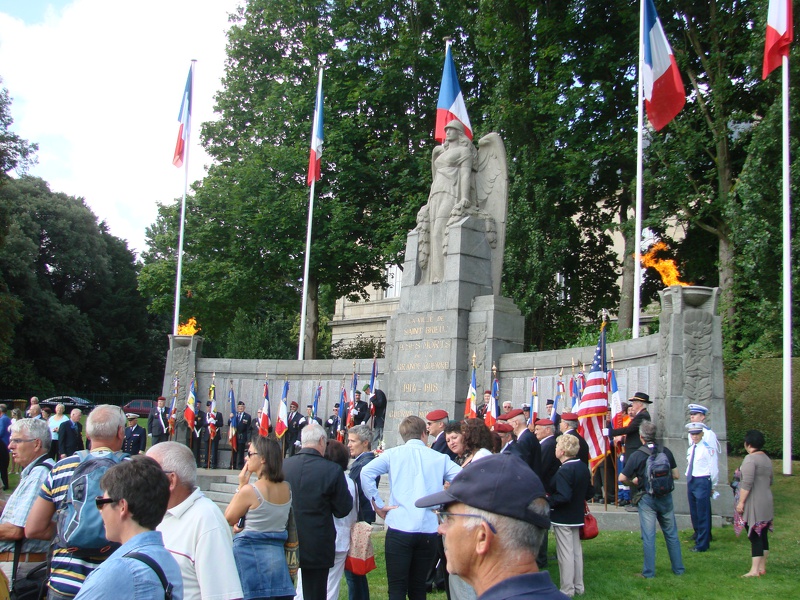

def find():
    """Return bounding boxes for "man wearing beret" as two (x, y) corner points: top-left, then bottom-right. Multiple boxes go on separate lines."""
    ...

(559, 413), (589, 467)
(426, 409), (457, 461)
(605, 392), (652, 455)
(535, 419), (559, 493)
(416, 453), (568, 600)
(286, 400), (306, 457)
(502, 408), (542, 476)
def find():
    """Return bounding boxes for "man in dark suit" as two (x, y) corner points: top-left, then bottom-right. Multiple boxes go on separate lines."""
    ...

(504, 408), (543, 477)
(497, 421), (520, 456)
(561, 412), (590, 466)
(535, 418), (560, 492)
(363, 384), (387, 445)
(188, 406), (206, 467)
(283, 423), (353, 599)
(350, 391), (370, 426)
(147, 396), (170, 445)
(546, 398), (561, 433)
(426, 409), (457, 460)
(204, 401), (224, 469)
(285, 401), (306, 457)
(605, 392), (652, 455)
(122, 413), (147, 455)
(304, 404), (323, 426)
(230, 401), (251, 468)
(324, 404), (340, 439)
(57, 408), (84, 458)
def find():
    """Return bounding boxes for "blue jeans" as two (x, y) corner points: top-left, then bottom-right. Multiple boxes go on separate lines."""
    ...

(637, 494), (685, 578)
(687, 476), (712, 551)
(344, 569), (370, 600)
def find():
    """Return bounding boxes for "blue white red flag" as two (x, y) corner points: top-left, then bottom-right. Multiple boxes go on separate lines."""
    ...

(435, 43), (472, 142)
(228, 385), (238, 452)
(553, 378), (565, 418)
(348, 371), (358, 427)
(208, 376), (217, 440)
(173, 66), (192, 167)
(307, 68), (324, 185)
(259, 379), (271, 436)
(368, 358), (378, 417)
(183, 377), (196, 428)
(608, 369), (623, 419)
(529, 377), (538, 425)
(337, 385), (348, 442)
(275, 381), (289, 438)
(763, 0), (793, 79)
(642, 0), (685, 131)
(168, 373), (178, 436)
(578, 325), (610, 471)
(465, 367), (477, 418)
(312, 383), (321, 419)
(485, 378), (499, 428)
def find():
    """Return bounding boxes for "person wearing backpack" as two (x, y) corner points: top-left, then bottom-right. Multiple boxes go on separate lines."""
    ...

(25, 405), (129, 600)
(618, 420), (684, 579)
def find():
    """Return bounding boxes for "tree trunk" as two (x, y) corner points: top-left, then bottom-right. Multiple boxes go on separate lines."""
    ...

(718, 231), (734, 320)
(303, 275), (319, 359)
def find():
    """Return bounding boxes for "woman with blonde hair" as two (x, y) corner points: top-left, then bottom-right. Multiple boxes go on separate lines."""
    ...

(47, 403), (69, 460)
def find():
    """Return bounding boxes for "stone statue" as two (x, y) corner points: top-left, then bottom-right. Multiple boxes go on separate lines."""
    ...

(415, 120), (507, 294)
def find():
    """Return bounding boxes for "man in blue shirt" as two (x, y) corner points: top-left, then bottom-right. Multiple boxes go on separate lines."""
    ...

(74, 456), (183, 599)
(361, 415), (461, 600)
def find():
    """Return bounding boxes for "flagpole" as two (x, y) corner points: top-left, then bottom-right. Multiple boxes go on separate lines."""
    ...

(632, 1), (645, 340)
(781, 53), (792, 475)
(173, 60), (196, 335)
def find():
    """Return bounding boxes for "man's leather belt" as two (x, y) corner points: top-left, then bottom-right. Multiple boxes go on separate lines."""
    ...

(0, 551), (47, 562)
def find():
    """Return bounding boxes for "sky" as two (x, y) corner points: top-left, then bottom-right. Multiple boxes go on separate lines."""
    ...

(0, 0), (241, 256)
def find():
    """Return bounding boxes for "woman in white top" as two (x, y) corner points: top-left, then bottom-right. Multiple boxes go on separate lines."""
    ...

(47, 403), (69, 460)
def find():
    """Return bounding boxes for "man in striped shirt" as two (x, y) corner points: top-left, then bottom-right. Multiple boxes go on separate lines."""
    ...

(25, 405), (127, 600)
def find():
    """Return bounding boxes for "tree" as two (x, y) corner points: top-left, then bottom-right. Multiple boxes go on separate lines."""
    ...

(0, 81), (37, 178)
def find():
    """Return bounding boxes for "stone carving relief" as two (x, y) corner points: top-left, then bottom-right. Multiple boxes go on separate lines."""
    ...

(683, 310), (713, 403)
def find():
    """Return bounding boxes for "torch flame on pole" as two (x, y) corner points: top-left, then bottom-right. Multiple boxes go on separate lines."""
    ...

(641, 242), (690, 287)
(177, 317), (200, 336)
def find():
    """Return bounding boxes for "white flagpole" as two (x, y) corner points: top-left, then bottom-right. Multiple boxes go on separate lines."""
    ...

(299, 67), (323, 360)
(781, 52), (792, 475)
(173, 60), (196, 335)
(633, 0), (645, 339)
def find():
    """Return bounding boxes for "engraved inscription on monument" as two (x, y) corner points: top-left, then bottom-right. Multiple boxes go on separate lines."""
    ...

(393, 311), (456, 403)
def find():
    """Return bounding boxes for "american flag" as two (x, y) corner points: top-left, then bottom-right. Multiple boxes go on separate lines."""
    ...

(578, 325), (610, 471)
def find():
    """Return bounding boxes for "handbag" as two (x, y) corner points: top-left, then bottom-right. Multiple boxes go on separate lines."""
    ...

(7, 538), (49, 600)
(284, 507), (300, 582)
(345, 522), (376, 576)
(579, 502), (599, 540)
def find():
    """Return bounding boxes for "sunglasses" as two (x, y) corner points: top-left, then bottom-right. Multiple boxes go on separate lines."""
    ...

(95, 496), (118, 510)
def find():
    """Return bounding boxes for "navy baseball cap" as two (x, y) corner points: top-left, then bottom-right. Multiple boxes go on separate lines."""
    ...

(415, 454), (550, 528)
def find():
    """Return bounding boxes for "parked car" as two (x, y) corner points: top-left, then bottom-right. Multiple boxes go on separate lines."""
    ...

(122, 399), (156, 418)
(41, 396), (96, 414)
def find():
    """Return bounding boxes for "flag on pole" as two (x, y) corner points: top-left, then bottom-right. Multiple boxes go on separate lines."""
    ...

(228, 385), (238, 453)
(435, 43), (473, 142)
(763, 0), (793, 79)
(642, 0), (685, 131)
(275, 381), (289, 438)
(553, 378), (565, 420)
(307, 68), (324, 185)
(569, 376), (580, 412)
(168, 373), (178, 436)
(578, 325), (610, 471)
(337, 385), (348, 442)
(173, 66), (192, 167)
(368, 358), (378, 417)
(485, 378), (499, 428)
(207, 376), (217, 440)
(183, 377), (197, 428)
(348, 371), (358, 428)
(529, 377), (538, 425)
(312, 382), (321, 419)
(259, 379), (271, 436)
(465, 366), (478, 419)
(608, 369), (623, 419)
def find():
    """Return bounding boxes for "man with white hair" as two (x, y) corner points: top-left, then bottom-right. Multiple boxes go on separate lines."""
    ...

(502, 409), (542, 476)
(146, 441), (243, 600)
(284, 423), (353, 599)
(0, 418), (55, 579)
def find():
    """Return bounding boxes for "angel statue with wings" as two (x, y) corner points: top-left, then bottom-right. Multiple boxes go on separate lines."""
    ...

(415, 120), (508, 293)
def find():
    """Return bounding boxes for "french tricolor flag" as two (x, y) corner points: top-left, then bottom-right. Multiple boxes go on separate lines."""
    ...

(172, 67), (192, 167)
(435, 43), (472, 143)
(642, 0), (685, 131)
(307, 69), (324, 186)
(763, 0), (793, 79)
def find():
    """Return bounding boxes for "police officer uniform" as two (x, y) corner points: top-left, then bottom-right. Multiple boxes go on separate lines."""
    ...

(122, 413), (147, 455)
(685, 422), (718, 552)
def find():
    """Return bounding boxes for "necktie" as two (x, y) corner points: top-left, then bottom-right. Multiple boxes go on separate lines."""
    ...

(686, 445), (696, 483)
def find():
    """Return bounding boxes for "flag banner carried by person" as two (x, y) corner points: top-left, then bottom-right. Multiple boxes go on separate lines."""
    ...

(485, 378), (499, 428)
(569, 376), (580, 412)
(275, 381), (289, 438)
(307, 68), (324, 185)
(529, 377), (538, 424)
(763, 0), (793, 78)
(184, 377), (197, 428)
(337, 385), (348, 442)
(435, 43), (473, 142)
(172, 66), (192, 167)
(553, 378), (565, 419)
(228, 386), (238, 452)
(169, 373), (178, 436)
(642, 0), (685, 130)
(312, 383), (321, 419)
(465, 366), (477, 419)
(608, 369), (623, 419)
(578, 325), (610, 471)
(368, 357), (378, 417)
(348, 371), (358, 428)
(208, 376), (217, 439)
(259, 380), (271, 436)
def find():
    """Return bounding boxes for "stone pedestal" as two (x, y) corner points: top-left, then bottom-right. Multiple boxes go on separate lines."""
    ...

(656, 286), (732, 517)
(384, 216), (524, 447)
(162, 335), (204, 441)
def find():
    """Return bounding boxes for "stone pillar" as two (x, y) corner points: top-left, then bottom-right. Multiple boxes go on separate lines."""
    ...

(162, 335), (204, 443)
(656, 286), (732, 516)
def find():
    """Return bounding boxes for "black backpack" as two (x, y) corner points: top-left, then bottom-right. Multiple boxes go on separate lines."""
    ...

(639, 445), (674, 497)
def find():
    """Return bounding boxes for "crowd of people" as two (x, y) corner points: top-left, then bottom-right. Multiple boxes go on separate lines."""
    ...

(0, 391), (775, 600)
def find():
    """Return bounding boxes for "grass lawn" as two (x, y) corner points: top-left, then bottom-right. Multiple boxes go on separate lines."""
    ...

(356, 457), (798, 600)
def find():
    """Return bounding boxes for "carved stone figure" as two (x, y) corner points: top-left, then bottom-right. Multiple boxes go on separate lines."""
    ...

(415, 120), (508, 293)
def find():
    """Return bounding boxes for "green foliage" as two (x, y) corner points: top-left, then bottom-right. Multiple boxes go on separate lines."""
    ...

(0, 81), (37, 177)
(224, 309), (297, 360)
(725, 358), (800, 457)
(566, 322), (629, 350)
(330, 335), (385, 360)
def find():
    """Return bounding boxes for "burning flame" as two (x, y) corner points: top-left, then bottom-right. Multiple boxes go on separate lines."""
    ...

(641, 242), (690, 287)
(177, 317), (200, 336)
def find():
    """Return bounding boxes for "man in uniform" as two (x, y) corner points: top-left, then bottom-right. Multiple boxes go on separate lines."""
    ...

(686, 404), (721, 452)
(363, 384), (387, 446)
(685, 421), (718, 552)
(476, 391), (491, 421)
(230, 401), (251, 468)
(204, 401), (224, 469)
(325, 403), (340, 439)
(545, 399), (561, 432)
(502, 400), (513, 414)
(286, 401), (305, 456)
(188, 405), (206, 467)
(122, 413), (147, 455)
(605, 392), (652, 455)
(560, 412), (590, 466)
(504, 408), (542, 476)
(147, 396), (170, 445)
(351, 391), (370, 426)
(497, 421), (517, 455)
(535, 419), (559, 493)
(305, 404), (323, 427)
(426, 409), (456, 460)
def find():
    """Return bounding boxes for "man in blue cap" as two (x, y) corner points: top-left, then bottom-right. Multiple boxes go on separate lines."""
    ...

(415, 454), (567, 600)
(686, 403), (721, 452)
(685, 421), (718, 552)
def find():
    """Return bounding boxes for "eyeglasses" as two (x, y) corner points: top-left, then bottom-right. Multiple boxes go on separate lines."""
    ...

(9, 438), (34, 444)
(246, 451), (257, 457)
(95, 496), (118, 510)
(434, 510), (497, 534)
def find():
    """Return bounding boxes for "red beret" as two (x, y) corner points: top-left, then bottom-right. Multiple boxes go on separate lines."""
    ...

(157, 396), (166, 401)
(494, 422), (513, 433)
(561, 412), (579, 421)
(535, 418), (554, 426)
(290, 401), (299, 408)
(426, 409), (448, 422)
(499, 408), (524, 421)
(484, 390), (492, 395)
